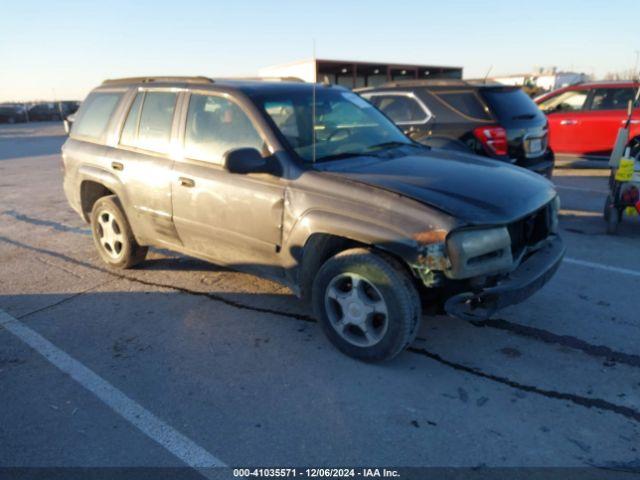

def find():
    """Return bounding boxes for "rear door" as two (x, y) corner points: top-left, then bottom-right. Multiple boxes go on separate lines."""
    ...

(538, 88), (590, 154)
(577, 87), (637, 155)
(113, 89), (182, 246)
(171, 91), (286, 279)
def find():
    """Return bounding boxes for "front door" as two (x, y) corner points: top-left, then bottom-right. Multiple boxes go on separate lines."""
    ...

(171, 92), (285, 278)
(539, 88), (590, 154)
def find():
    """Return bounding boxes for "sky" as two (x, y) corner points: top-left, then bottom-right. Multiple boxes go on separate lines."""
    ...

(1, 0), (638, 102)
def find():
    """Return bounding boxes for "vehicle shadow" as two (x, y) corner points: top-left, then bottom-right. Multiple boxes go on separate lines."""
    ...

(0, 135), (66, 161)
(559, 210), (640, 238)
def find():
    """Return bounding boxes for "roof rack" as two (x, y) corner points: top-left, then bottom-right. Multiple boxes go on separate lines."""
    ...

(217, 76), (305, 83)
(101, 76), (214, 86)
(379, 79), (470, 88)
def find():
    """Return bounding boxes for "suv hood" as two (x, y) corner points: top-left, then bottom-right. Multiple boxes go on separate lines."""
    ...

(317, 148), (556, 224)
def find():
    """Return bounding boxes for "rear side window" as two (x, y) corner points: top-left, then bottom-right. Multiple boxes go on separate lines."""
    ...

(72, 92), (123, 140)
(432, 91), (492, 121)
(367, 94), (431, 124)
(137, 92), (178, 153)
(119, 91), (177, 152)
(589, 88), (635, 111)
(184, 94), (264, 165)
(120, 92), (143, 147)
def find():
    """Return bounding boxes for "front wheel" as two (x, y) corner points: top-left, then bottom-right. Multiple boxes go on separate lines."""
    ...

(90, 195), (148, 268)
(312, 248), (421, 362)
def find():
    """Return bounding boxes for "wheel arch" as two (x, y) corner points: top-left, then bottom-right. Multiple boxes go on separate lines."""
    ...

(78, 165), (128, 222)
(283, 210), (422, 301)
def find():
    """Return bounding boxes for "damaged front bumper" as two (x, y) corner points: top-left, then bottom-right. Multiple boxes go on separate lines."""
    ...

(444, 235), (565, 321)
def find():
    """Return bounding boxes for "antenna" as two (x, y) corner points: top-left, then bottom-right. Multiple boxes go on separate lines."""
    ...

(312, 39), (317, 163)
(483, 65), (493, 84)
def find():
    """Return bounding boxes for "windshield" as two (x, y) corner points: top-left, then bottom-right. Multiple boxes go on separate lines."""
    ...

(255, 88), (412, 162)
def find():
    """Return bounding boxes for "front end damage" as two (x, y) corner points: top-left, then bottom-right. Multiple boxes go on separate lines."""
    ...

(411, 197), (564, 320)
(443, 235), (564, 320)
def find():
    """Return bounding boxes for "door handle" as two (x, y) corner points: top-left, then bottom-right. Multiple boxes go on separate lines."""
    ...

(178, 176), (195, 188)
(111, 161), (124, 171)
(560, 120), (578, 126)
(623, 119), (640, 124)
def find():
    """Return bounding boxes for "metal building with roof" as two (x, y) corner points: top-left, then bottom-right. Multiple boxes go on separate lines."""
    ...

(258, 58), (462, 89)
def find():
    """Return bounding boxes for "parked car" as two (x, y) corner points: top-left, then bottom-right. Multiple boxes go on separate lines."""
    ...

(62, 76), (564, 361)
(28, 102), (63, 121)
(535, 81), (640, 157)
(59, 100), (80, 117)
(357, 79), (555, 177)
(0, 104), (28, 124)
(27, 101), (80, 122)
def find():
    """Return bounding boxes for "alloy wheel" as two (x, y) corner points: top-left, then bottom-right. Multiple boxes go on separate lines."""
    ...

(96, 210), (125, 259)
(324, 273), (389, 347)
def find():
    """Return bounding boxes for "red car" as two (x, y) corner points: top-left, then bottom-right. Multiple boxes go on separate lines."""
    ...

(535, 81), (640, 157)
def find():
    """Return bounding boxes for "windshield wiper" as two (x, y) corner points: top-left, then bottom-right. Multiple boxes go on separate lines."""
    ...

(315, 151), (366, 162)
(365, 141), (412, 152)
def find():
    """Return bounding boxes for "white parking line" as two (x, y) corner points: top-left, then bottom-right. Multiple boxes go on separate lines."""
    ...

(555, 185), (608, 194)
(565, 257), (640, 278)
(0, 309), (225, 473)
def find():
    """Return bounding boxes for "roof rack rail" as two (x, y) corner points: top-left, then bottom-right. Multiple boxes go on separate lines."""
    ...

(101, 76), (214, 86)
(221, 76), (305, 83)
(378, 79), (470, 88)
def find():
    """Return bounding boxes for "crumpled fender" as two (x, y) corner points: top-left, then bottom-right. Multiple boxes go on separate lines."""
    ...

(281, 208), (421, 278)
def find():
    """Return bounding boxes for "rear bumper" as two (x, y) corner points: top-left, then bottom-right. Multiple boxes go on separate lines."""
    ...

(516, 149), (555, 177)
(444, 235), (565, 321)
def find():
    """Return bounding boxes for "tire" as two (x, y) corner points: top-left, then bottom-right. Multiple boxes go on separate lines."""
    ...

(630, 139), (640, 161)
(90, 195), (147, 268)
(603, 195), (620, 235)
(312, 248), (421, 362)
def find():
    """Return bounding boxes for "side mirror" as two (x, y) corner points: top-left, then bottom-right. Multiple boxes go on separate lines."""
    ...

(223, 148), (268, 174)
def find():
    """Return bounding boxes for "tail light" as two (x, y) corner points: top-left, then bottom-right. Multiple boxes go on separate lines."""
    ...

(473, 126), (508, 156)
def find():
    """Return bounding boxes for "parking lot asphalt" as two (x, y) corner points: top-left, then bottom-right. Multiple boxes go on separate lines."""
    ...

(1, 123), (639, 475)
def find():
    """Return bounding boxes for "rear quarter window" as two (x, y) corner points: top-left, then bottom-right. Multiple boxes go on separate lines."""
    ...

(431, 90), (492, 121)
(72, 92), (124, 140)
(367, 94), (431, 124)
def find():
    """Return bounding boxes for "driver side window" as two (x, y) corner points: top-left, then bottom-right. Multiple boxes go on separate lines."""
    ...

(539, 90), (589, 113)
(184, 94), (265, 165)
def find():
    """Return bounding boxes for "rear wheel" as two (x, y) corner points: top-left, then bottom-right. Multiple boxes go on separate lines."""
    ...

(312, 248), (421, 361)
(603, 195), (621, 235)
(90, 195), (147, 268)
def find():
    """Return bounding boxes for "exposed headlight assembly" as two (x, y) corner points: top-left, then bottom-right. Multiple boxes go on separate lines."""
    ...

(446, 227), (513, 279)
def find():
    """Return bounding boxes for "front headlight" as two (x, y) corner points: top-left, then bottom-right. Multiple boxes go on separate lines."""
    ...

(445, 227), (513, 279)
